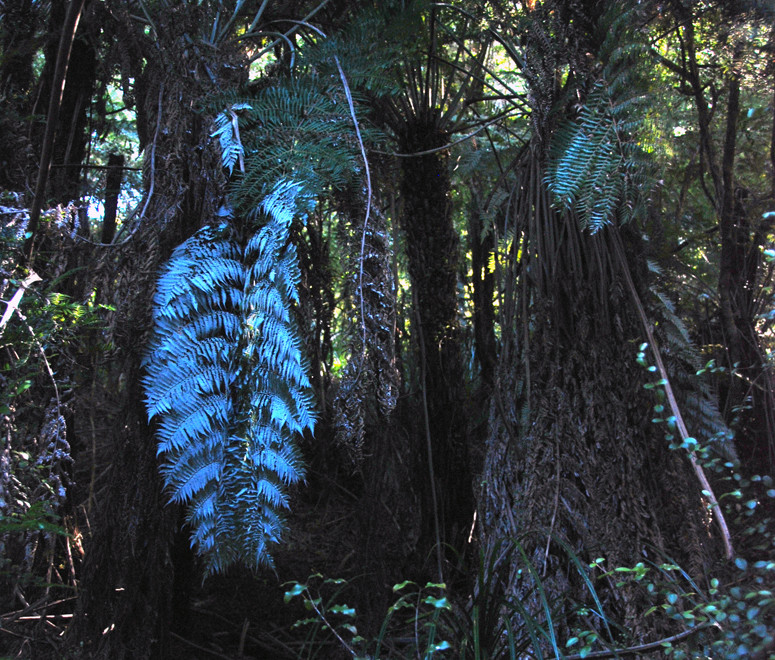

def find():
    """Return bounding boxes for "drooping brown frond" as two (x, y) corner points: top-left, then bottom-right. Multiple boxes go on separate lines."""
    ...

(332, 195), (399, 464)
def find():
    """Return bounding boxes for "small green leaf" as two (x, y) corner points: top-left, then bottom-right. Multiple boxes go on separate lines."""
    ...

(429, 640), (451, 652)
(423, 596), (449, 609)
(330, 604), (356, 617)
(283, 583), (306, 603)
(752, 623), (768, 638)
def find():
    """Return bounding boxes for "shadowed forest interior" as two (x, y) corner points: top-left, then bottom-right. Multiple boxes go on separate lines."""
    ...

(1, 0), (775, 657)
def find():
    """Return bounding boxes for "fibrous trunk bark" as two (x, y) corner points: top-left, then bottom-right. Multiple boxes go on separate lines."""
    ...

(398, 115), (473, 564)
(480, 195), (723, 643)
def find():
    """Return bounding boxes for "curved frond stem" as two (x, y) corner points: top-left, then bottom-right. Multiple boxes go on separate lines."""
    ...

(246, 0), (270, 35)
(334, 55), (371, 359)
(242, 0), (332, 61)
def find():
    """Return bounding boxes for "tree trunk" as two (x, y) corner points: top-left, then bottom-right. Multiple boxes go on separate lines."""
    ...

(48, 32), (97, 203)
(476, 1), (732, 646)
(717, 72), (775, 475)
(100, 153), (124, 244)
(680, 18), (775, 476)
(66, 4), (244, 656)
(0, 0), (37, 95)
(479, 162), (722, 642)
(468, 179), (497, 390)
(0, 0), (39, 191)
(398, 115), (474, 564)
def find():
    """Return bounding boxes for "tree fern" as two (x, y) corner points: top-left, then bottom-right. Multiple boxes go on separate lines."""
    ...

(546, 4), (655, 232)
(151, 24), (392, 567)
(143, 184), (315, 574)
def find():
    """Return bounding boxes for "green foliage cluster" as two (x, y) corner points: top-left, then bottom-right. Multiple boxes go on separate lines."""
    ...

(212, 76), (360, 211)
(635, 343), (775, 658)
(285, 535), (774, 659)
(283, 536), (621, 659)
(546, 5), (655, 232)
(592, 554), (775, 659)
(0, 214), (108, 605)
(284, 574), (452, 659)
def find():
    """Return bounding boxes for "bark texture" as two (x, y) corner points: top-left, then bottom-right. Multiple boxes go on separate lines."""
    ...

(480, 221), (722, 642)
(398, 115), (474, 562)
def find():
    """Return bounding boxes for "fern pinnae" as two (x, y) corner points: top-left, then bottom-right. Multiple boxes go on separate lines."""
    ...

(149, 60), (344, 572)
(145, 362), (228, 419)
(546, 3), (654, 233)
(251, 445), (302, 481)
(156, 395), (232, 454)
(165, 458), (222, 503)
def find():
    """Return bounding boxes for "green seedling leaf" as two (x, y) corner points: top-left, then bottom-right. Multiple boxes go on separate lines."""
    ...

(283, 583), (306, 603)
(330, 604), (356, 617)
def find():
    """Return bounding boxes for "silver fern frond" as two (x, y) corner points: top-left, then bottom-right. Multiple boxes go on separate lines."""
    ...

(143, 189), (316, 575)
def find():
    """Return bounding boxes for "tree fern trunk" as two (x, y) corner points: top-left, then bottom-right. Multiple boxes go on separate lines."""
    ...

(66, 5), (244, 655)
(47, 31), (96, 204)
(398, 115), (474, 562)
(468, 179), (497, 390)
(480, 221), (722, 641)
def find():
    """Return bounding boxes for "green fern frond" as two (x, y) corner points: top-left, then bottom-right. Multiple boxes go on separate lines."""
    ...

(545, 3), (655, 232)
(211, 74), (367, 213)
(143, 184), (316, 575)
